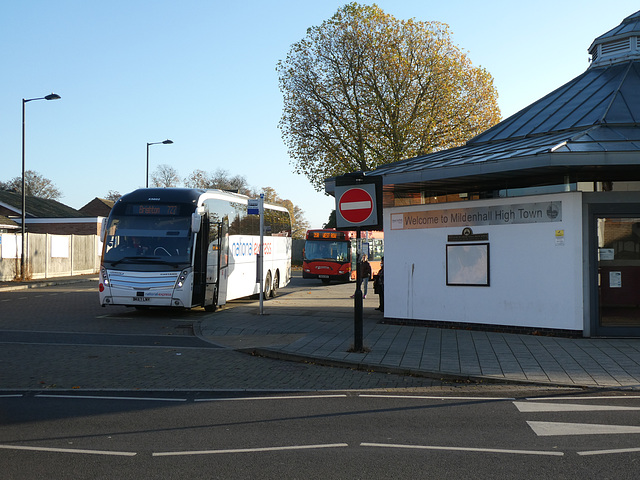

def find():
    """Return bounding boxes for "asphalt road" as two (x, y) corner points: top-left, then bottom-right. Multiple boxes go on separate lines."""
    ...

(3, 390), (640, 479)
(3, 280), (640, 478)
(0, 280), (443, 391)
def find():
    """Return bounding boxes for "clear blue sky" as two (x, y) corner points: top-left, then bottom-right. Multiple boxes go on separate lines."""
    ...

(1, 1), (638, 228)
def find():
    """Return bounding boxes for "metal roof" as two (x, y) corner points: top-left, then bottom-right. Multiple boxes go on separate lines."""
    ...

(326, 11), (640, 196)
(589, 10), (640, 50)
(471, 61), (640, 143)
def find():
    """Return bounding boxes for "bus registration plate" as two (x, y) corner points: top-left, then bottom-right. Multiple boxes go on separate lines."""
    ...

(319, 275), (329, 279)
(132, 297), (150, 302)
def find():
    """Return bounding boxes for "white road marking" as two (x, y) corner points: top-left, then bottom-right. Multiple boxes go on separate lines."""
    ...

(527, 421), (640, 436)
(153, 443), (349, 457)
(361, 395), (514, 401)
(361, 442), (564, 456)
(514, 401), (640, 412)
(526, 396), (640, 400)
(0, 445), (136, 456)
(579, 447), (640, 456)
(0, 394), (23, 398)
(35, 394), (186, 402)
(195, 394), (348, 402)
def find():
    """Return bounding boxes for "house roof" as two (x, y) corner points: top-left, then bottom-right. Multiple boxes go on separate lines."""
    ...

(79, 197), (114, 217)
(0, 190), (83, 218)
(326, 10), (640, 196)
(0, 215), (18, 229)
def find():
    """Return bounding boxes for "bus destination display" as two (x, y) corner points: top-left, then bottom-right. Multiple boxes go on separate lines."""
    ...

(127, 204), (179, 216)
(309, 231), (347, 240)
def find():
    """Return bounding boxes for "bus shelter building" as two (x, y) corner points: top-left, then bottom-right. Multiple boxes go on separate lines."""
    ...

(326, 10), (640, 337)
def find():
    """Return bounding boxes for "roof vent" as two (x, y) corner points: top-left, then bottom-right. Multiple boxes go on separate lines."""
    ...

(589, 10), (640, 67)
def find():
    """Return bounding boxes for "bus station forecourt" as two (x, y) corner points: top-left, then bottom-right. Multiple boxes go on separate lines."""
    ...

(4, 274), (640, 390)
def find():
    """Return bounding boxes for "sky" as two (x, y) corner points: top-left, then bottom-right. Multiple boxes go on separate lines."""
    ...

(1, 1), (638, 228)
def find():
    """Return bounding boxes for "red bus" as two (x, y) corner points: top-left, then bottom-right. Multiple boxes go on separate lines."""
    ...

(302, 229), (383, 284)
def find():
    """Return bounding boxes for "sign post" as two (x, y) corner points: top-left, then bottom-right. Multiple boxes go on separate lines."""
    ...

(248, 196), (265, 315)
(334, 173), (382, 352)
(259, 194), (264, 315)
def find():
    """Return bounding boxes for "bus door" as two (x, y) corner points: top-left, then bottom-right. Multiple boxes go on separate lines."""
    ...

(217, 217), (229, 307)
(193, 215), (209, 306)
(205, 217), (229, 309)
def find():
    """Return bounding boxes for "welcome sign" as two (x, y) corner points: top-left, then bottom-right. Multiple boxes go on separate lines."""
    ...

(391, 201), (562, 230)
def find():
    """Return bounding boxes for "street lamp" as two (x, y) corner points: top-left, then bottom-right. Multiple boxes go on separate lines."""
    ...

(146, 139), (173, 188)
(21, 93), (61, 280)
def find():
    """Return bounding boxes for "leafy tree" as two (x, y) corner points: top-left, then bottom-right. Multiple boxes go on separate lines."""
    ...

(277, 3), (501, 190)
(150, 164), (181, 188)
(324, 210), (337, 229)
(259, 187), (310, 239)
(4, 170), (62, 199)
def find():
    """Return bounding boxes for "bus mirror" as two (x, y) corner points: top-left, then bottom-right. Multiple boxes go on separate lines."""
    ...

(191, 213), (201, 233)
(100, 218), (107, 243)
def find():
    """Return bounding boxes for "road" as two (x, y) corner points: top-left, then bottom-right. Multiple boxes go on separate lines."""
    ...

(3, 390), (640, 479)
(0, 278), (444, 391)
(2, 279), (640, 478)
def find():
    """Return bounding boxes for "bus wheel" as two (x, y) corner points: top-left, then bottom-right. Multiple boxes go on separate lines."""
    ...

(265, 271), (273, 298)
(271, 272), (279, 298)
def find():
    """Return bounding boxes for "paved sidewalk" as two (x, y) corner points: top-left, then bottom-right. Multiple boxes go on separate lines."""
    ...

(5, 273), (640, 390)
(199, 279), (640, 390)
(0, 274), (98, 292)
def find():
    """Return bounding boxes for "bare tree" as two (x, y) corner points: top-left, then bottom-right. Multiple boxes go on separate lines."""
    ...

(104, 190), (121, 202)
(185, 168), (251, 195)
(184, 169), (312, 236)
(4, 170), (62, 199)
(150, 164), (181, 188)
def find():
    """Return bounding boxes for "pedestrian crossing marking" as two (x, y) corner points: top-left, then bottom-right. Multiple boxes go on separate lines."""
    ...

(514, 401), (640, 413)
(527, 421), (640, 436)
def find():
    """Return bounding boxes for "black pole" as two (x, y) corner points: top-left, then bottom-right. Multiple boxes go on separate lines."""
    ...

(354, 229), (363, 351)
(146, 143), (150, 188)
(20, 94), (61, 279)
(21, 99), (26, 279)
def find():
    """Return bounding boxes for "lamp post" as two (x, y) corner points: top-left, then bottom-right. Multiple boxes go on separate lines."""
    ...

(21, 93), (61, 280)
(146, 139), (173, 188)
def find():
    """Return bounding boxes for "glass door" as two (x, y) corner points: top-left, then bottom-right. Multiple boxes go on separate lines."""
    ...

(597, 216), (640, 331)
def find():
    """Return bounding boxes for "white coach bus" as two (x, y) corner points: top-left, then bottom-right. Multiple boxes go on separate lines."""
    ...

(98, 188), (292, 311)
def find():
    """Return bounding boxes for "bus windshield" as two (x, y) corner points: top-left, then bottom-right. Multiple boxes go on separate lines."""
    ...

(102, 215), (192, 269)
(304, 240), (350, 262)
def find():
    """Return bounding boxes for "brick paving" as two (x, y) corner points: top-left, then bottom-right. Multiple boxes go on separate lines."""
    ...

(199, 280), (640, 390)
(3, 274), (640, 390)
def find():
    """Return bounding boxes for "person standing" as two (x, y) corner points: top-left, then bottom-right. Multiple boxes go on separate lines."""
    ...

(374, 257), (384, 311)
(351, 254), (372, 299)
(361, 254), (372, 299)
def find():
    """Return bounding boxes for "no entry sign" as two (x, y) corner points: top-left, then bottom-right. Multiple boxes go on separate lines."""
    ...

(338, 188), (373, 224)
(334, 174), (382, 230)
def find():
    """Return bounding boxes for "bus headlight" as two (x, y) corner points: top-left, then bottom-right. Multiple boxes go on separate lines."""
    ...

(176, 270), (189, 288)
(100, 267), (109, 286)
